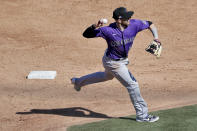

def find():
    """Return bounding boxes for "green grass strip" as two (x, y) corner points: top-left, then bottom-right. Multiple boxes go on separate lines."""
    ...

(67, 104), (197, 131)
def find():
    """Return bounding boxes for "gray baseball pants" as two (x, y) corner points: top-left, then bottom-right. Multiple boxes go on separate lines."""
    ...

(74, 54), (148, 119)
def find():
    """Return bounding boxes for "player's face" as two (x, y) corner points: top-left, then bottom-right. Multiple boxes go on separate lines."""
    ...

(120, 19), (130, 27)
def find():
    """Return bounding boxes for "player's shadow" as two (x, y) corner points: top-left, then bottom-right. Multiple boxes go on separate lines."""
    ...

(118, 117), (136, 121)
(16, 107), (113, 119)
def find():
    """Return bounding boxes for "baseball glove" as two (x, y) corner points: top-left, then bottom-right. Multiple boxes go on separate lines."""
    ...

(145, 39), (162, 58)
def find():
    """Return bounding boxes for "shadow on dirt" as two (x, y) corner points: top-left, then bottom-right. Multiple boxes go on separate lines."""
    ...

(16, 107), (113, 119)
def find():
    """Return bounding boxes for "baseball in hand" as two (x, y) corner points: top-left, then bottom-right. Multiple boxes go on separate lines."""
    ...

(100, 18), (108, 24)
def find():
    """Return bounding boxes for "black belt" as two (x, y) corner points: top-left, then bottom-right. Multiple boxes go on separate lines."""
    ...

(106, 52), (127, 61)
(113, 57), (127, 61)
(107, 56), (127, 61)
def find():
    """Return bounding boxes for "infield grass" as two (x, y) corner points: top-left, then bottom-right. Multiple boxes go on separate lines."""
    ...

(67, 104), (197, 131)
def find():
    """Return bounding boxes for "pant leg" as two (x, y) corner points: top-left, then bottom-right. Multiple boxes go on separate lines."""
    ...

(103, 56), (148, 119)
(75, 70), (114, 88)
(111, 65), (148, 119)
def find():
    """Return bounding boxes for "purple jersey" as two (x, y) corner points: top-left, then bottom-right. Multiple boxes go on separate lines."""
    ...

(94, 19), (150, 59)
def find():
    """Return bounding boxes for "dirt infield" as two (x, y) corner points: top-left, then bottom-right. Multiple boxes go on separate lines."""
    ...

(0, 0), (196, 130)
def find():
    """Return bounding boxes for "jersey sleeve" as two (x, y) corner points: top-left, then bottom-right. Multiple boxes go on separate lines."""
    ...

(135, 19), (150, 32)
(83, 25), (107, 39)
(94, 27), (107, 39)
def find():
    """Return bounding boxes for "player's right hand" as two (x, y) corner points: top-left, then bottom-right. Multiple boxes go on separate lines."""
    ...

(95, 20), (104, 28)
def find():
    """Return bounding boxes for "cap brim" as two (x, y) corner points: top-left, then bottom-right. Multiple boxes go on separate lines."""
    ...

(124, 11), (134, 19)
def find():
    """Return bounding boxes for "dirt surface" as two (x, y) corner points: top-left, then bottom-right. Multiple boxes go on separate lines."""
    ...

(0, 0), (197, 130)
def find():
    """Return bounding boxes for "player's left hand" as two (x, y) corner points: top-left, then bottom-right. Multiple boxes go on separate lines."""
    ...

(145, 39), (162, 58)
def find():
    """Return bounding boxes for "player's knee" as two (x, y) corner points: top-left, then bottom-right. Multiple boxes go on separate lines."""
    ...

(127, 81), (139, 89)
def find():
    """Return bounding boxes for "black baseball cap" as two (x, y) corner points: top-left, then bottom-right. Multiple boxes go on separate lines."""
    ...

(113, 7), (134, 20)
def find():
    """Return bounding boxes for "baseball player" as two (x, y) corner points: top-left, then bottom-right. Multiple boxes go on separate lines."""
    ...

(71, 7), (160, 122)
